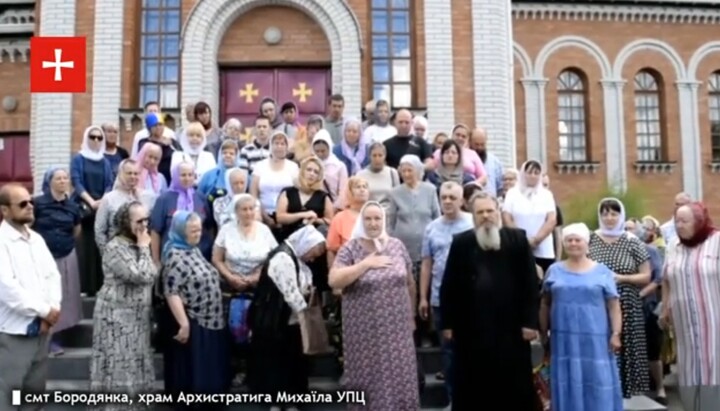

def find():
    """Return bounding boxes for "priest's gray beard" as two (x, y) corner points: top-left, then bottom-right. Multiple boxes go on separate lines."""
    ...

(475, 224), (501, 251)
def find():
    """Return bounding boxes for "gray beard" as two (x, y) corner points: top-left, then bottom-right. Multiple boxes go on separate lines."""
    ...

(475, 225), (501, 251)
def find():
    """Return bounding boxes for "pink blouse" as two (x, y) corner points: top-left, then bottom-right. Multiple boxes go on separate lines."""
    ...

(432, 147), (486, 178)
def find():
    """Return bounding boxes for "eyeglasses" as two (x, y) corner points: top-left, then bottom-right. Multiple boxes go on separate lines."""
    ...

(135, 217), (149, 224)
(89, 134), (104, 141)
(12, 199), (34, 209)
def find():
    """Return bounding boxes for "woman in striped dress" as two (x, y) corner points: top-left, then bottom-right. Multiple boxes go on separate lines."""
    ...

(661, 202), (720, 411)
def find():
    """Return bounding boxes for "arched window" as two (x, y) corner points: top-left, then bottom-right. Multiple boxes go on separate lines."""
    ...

(370, 0), (413, 108)
(139, 0), (181, 108)
(709, 71), (720, 162)
(557, 69), (588, 162)
(633, 70), (664, 162)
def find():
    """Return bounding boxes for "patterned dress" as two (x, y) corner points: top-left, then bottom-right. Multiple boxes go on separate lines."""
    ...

(663, 232), (720, 410)
(334, 237), (419, 410)
(89, 237), (157, 409)
(588, 232), (650, 397)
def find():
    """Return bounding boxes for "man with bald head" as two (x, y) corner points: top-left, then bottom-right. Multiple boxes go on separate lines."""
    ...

(660, 192), (692, 246)
(0, 184), (62, 409)
(384, 109), (433, 169)
(470, 127), (504, 196)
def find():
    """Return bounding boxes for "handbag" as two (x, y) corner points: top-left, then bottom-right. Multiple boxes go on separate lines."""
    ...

(660, 327), (677, 365)
(297, 288), (332, 355)
(533, 359), (551, 411)
(228, 294), (252, 344)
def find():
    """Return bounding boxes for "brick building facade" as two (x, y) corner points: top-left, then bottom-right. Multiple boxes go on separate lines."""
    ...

(1, 0), (720, 216)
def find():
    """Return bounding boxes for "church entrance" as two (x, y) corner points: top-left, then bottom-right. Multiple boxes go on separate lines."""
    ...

(220, 67), (330, 135)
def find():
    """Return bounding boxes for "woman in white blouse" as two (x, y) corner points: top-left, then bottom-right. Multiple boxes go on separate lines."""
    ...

(250, 131), (299, 235)
(501, 160), (557, 274)
(248, 225), (326, 411)
(170, 121), (217, 184)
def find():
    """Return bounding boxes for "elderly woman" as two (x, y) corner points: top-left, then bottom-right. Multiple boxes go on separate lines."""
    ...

(540, 223), (623, 411)
(160, 211), (229, 398)
(206, 118), (243, 156)
(250, 131), (299, 232)
(312, 129), (349, 209)
(501, 160), (557, 274)
(171, 121), (217, 184)
(432, 124), (486, 183)
(134, 142), (167, 209)
(94, 159), (140, 255)
(333, 118), (369, 176)
(248, 225), (326, 411)
(388, 154), (440, 281)
(101, 122), (129, 180)
(212, 168), (260, 226)
(150, 161), (214, 263)
(33, 166), (82, 355)
(329, 201), (418, 410)
(90, 201), (157, 404)
(327, 177), (369, 266)
(70, 125), (114, 295)
(412, 115), (428, 141)
(660, 202), (720, 411)
(197, 139), (240, 198)
(356, 142), (400, 213)
(499, 168), (518, 202)
(428, 140), (475, 190)
(588, 198), (651, 398)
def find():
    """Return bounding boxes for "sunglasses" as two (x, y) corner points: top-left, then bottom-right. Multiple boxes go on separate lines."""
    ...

(14, 199), (34, 209)
(89, 134), (104, 141)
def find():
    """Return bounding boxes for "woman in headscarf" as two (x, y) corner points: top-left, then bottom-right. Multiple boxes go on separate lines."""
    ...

(250, 131), (299, 233)
(327, 176), (370, 266)
(94, 159), (140, 256)
(248, 225), (326, 411)
(356, 142), (401, 213)
(312, 129), (349, 209)
(540, 223), (623, 411)
(428, 139), (475, 190)
(588, 197), (651, 398)
(432, 124), (486, 184)
(150, 161), (214, 264)
(290, 115), (323, 163)
(329, 201), (418, 410)
(333, 117), (369, 176)
(501, 160), (557, 274)
(212, 167), (260, 227)
(70, 125), (114, 295)
(278, 101), (303, 141)
(134, 142), (167, 209)
(660, 202), (720, 411)
(259, 97), (282, 129)
(641, 215), (666, 253)
(90, 201), (156, 408)
(160, 211), (229, 402)
(197, 139), (240, 198)
(33, 166), (82, 355)
(170, 121), (217, 184)
(412, 115), (428, 142)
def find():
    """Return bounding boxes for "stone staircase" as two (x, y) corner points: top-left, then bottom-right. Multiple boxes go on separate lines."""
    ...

(45, 297), (668, 411)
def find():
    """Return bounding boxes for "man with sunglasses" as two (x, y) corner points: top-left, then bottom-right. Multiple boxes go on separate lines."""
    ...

(0, 184), (62, 409)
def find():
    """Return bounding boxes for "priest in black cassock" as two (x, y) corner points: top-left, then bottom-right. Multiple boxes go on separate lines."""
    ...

(440, 192), (540, 410)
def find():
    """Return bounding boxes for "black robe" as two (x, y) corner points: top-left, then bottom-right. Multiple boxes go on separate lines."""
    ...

(440, 227), (540, 410)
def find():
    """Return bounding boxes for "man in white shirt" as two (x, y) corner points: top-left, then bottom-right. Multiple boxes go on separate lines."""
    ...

(130, 101), (177, 157)
(0, 184), (61, 409)
(660, 191), (692, 247)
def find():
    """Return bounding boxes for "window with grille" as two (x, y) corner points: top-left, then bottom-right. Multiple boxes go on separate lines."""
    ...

(139, 0), (181, 109)
(557, 70), (588, 162)
(634, 71), (664, 162)
(709, 72), (720, 162)
(370, 0), (413, 108)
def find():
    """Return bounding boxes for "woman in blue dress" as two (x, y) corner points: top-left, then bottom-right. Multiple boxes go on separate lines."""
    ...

(539, 222), (623, 411)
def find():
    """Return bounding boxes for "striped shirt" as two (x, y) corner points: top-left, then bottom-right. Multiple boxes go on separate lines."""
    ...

(238, 140), (270, 173)
(663, 231), (720, 386)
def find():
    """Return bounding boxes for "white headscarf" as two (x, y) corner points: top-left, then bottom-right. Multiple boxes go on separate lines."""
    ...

(518, 160), (544, 198)
(287, 225), (326, 257)
(351, 201), (389, 251)
(562, 223), (591, 244)
(312, 129), (344, 168)
(80, 126), (107, 161)
(179, 123), (207, 155)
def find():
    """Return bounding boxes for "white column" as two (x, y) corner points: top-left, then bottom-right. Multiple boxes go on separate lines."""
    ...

(520, 78), (547, 164)
(424, 0), (455, 134)
(677, 80), (703, 200)
(601, 79), (627, 192)
(91, 0), (125, 126)
(30, 0), (77, 193)
(471, 0), (515, 166)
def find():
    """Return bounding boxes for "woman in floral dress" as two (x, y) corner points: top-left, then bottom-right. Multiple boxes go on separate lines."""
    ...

(329, 201), (419, 410)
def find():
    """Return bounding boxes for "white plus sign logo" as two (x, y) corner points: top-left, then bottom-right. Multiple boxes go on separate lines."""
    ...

(42, 48), (74, 81)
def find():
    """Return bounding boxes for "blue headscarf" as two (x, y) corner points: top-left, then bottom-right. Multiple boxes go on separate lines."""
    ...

(197, 139), (240, 197)
(42, 165), (69, 196)
(161, 210), (198, 261)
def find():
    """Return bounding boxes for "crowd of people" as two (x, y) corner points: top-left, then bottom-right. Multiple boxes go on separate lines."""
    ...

(0, 95), (718, 411)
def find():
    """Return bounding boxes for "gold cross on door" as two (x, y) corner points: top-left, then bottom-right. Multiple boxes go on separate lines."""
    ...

(239, 83), (259, 104)
(292, 82), (313, 103)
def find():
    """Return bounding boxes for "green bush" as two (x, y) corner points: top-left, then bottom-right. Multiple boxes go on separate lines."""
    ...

(561, 185), (650, 230)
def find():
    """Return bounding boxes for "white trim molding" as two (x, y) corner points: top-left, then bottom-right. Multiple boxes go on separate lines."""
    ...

(521, 78), (548, 165)
(424, 0), (455, 135)
(0, 39), (29, 63)
(688, 41), (720, 81)
(513, 42), (532, 78)
(534, 35), (612, 79)
(180, 0), (363, 124)
(677, 81), (704, 200)
(613, 39), (687, 80)
(601, 79), (628, 191)
(512, 3), (720, 24)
